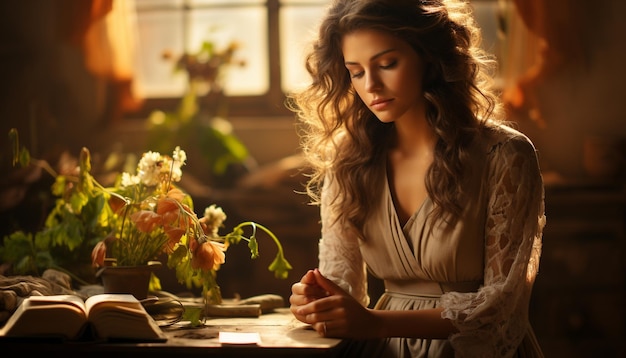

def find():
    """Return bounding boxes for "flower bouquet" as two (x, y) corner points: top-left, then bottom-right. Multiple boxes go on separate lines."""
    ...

(90, 146), (292, 303)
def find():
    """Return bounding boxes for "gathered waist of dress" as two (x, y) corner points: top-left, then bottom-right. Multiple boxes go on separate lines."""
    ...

(384, 279), (482, 297)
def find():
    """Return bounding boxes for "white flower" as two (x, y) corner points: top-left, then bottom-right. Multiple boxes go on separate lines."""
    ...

(201, 205), (227, 237)
(173, 146), (187, 165)
(137, 151), (163, 186)
(169, 147), (186, 182)
(120, 172), (140, 187)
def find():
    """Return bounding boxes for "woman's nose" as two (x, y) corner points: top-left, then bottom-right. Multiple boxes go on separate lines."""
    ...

(365, 72), (382, 92)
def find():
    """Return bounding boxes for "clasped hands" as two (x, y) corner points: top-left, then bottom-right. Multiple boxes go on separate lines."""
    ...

(289, 268), (381, 338)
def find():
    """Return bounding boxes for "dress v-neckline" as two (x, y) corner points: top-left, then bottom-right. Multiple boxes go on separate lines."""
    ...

(384, 168), (428, 231)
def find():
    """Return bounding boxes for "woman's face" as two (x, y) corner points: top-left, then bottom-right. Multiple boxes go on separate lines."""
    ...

(342, 28), (426, 124)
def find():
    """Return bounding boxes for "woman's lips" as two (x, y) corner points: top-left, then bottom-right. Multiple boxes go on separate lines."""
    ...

(370, 98), (393, 111)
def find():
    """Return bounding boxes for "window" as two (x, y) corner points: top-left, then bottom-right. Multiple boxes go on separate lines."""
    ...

(132, 0), (327, 118)
(131, 0), (501, 118)
(470, 0), (504, 84)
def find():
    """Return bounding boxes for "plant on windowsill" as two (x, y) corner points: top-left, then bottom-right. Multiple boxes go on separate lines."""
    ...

(146, 38), (252, 188)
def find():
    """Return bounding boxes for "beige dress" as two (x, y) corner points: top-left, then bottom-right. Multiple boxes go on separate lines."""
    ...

(319, 124), (546, 358)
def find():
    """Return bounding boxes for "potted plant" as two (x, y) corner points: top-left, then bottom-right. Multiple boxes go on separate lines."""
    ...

(91, 146), (292, 303)
(1, 130), (115, 284)
(2, 129), (292, 305)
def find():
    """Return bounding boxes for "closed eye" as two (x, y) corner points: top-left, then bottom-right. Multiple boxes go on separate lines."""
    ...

(380, 60), (397, 69)
(350, 71), (364, 79)
(347, 59), (397, 79)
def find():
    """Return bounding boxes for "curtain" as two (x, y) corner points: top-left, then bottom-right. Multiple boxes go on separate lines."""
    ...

(500, 0), (587, 127)
(57, 0), (142, 122)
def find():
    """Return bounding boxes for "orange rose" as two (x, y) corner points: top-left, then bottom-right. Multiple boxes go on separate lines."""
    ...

(166, 187), (186, 202)
(157, 197), (179, 220)
(130, 210), (162, 233)
(157, 196), (195, 226)
(191, 239), (226, 271)
(163, 226), (186, 251)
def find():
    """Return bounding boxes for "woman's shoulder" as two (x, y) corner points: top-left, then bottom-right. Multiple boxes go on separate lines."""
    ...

(480, 121), (537, 158)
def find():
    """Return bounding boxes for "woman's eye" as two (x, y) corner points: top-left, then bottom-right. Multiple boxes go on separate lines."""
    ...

(380, 60), (397, 69)
(350, 71), (364, 79)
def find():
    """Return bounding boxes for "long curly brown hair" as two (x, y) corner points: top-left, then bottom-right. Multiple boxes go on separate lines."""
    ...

(286, 0), (503, 239)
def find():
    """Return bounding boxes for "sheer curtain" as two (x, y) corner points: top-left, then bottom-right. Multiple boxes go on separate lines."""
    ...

(500, 0), (586, 127)
(59, 0), (142, 121)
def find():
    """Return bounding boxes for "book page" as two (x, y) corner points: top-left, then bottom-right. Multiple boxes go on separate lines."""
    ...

(84, 293), (141, 314)
(84, 294), (165, 341)
(27, 294), (87, 314)
(0, 300), (87, 339)
(0, 294), (164, 341)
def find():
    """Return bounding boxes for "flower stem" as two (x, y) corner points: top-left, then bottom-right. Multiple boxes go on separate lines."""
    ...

(233, 221), (286, 256)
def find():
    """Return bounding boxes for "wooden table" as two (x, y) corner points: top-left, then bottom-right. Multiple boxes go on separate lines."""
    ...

(1, 308), (345, 357)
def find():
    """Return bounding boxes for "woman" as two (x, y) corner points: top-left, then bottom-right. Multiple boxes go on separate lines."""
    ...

(287, 0), (546, 357)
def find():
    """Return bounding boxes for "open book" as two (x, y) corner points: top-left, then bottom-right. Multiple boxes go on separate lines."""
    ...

(0, 293), (165, 342)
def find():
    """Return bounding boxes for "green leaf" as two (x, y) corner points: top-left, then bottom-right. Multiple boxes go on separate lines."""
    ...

(247, 235), (259, 259)
(51, 176), (66, 197)
(200, 270), (222, 304)
(148, 273), (162, 292)
(182, 305), (204, 327)
(224, 228), (243, 245)
(62, 222), (85, 251)
(70, 191), (88, 214)
(167, 245), (189, 267)
(0, 231), (35, 264)
(34, 251), (55, 271)
(0, 231), (57, 276)
(200, 41), (214, 56)
(83, 193), (106, 228)
(268, 253), (293, 280)
(221, 134), (249, 160)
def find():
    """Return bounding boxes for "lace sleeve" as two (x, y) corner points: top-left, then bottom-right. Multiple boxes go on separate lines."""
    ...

(318, 176), (370, 307)
(441, 134), (546, 357)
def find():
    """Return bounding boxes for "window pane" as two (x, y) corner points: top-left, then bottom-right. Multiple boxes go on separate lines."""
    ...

(190, 0), (263, 5)
(189, 7), (268, 95)
(281, 0), (327, 3)
(135, 0), (183, 10)
(135, 10), (186, 97)
(280, 2), (327, 93)
(134, 2), (267, 98)
(471, 1), (501, 56)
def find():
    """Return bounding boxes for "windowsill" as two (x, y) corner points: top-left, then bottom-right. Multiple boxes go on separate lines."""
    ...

(102, 115), (299, 166)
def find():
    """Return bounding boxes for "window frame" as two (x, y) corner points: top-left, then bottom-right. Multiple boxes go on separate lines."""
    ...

(126, 0), (292, 120)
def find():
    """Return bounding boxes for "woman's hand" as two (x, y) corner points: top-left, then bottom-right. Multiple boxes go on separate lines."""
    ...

(289, 269), (328, 322)
(290, 268), (382, 338)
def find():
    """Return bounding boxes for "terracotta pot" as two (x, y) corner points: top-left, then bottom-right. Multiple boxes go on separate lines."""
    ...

(96, 261), (162, 300)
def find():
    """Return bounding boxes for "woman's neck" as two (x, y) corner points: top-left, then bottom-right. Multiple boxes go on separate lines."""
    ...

(391, 115), (436, 158)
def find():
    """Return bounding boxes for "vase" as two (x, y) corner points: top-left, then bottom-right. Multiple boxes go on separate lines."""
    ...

(96, 261), (162, 300)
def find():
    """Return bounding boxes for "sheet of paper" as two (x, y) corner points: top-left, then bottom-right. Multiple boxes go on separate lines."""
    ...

(218, 331), (261, 345)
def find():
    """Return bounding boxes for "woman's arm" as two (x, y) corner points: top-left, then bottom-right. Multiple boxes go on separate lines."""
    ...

(294, 268), (457, 339)
(289, 175), (369, 328)
(441, 134), (546, 357)
(317, 175), (370, 306)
